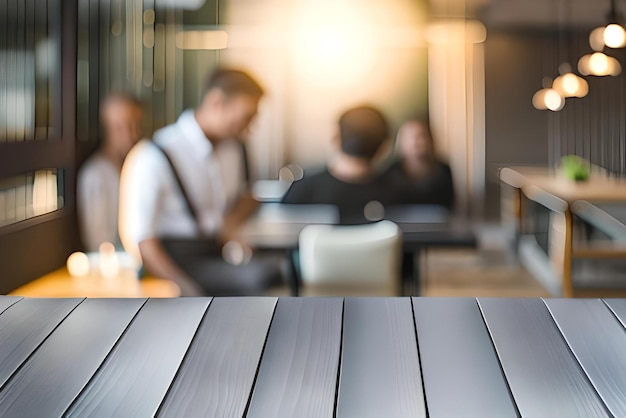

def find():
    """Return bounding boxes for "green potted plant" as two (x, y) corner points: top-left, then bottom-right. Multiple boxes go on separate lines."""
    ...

(560, 155), (590, 182)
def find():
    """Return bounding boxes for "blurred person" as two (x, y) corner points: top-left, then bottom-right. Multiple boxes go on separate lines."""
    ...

(282, 105), (397, 224)
(385, 118), (454, 209)
(77, 92), (143, 252)
(119, 68), (281, 296)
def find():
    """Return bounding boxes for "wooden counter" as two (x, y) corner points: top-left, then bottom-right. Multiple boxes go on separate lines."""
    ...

(8, 267), (180, 298)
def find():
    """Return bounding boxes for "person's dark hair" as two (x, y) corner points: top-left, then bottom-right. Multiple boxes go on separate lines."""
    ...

(206, 68), (264, 98)
(101, 91), (143, 110)
(405, 117), (433, 142)
(338, 106), (389, 161)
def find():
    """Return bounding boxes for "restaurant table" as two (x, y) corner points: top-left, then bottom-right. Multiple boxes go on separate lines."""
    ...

(0, 296), (623, 417)
(7, 267), (180, 298)
(500, 166), (626, 297)
(239, 204), (477, 296)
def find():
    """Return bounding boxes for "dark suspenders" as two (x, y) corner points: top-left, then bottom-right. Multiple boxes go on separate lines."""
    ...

(151, 141), (201, 228)
(150, 139), (250, 233)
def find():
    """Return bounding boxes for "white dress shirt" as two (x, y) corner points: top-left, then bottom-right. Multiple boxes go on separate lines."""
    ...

(119, 110), (246, 262)
(77, 153), (122, 252)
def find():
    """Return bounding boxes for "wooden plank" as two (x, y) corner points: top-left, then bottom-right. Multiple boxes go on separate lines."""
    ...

(246, 297), (343, 418)
(478, 298), (609, 417)
(66, 297), (211, 418)
(0, 298), (83, 388)
(545, 298), (626, 416)
(412, 298), (517, 417)
(0, 296), (22, 314)
(157, 297), (277, 417)
(337, 298), (425, 418)
(604, 299), (626, 328)
(0, 298), (146, 418)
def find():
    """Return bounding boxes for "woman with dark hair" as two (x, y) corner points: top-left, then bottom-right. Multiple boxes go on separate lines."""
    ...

(386, 119), (455, 209)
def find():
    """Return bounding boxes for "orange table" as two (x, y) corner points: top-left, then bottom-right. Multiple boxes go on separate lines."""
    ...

(8, 267), (180, 298)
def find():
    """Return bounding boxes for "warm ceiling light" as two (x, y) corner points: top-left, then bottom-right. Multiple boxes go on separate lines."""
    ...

(544, 89), (565, 111)
(590, 26), (607, 51)
(590, 52), (610, 73)
(553, 73), (589, 98)
(578, 52), (622, 76)
(532, 88), (565, 111)
(604, 23), (626, 48)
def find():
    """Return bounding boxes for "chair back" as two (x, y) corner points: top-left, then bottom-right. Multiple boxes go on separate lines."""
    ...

(298, 220), (402, 286)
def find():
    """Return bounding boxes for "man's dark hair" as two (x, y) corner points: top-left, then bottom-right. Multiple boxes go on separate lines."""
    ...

(338, 106), (389, 161)
(206, 68), (264, 98)
(101, 91), (143, 112)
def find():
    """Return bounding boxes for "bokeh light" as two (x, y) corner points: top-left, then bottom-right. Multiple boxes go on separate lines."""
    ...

(604, 24), (626, 48)
(67, 252), (90, 277)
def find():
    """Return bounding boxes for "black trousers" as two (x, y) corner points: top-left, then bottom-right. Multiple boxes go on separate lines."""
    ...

(160, 238), (283, 296)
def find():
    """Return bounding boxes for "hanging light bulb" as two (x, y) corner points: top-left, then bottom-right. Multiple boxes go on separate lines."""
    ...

(533, 76), (565, 111)
(590, 52), (609, 72)
(553, 73), (589, 98)
(604, 23), (626, 47)
(532, 89), (549, 110)
(544, 89), (565, 111)
(578, 52), (621, 76)
(590, 26), (607, 51)
(552, 63), (589, 98)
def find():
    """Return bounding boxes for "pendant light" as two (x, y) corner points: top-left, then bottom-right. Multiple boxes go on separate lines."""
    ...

(533, 77), (565, 111)
(553, 63), (589, 98)
(604, 0), (626, 48)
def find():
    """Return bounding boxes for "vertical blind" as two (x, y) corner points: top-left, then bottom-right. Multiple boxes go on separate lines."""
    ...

(76, 0), (184, 142)
(0, 0), (58, 142)
(546, 31), (626, 176)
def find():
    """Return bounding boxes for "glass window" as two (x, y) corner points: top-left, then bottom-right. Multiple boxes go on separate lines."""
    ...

(0, 169), (65, 228)
(0, 0), (60, 142)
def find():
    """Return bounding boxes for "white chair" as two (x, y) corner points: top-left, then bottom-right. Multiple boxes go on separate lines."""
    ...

(298, 220), (402, 294)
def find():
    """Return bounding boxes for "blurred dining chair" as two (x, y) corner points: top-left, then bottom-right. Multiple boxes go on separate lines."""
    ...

(298, 220), (402, 294)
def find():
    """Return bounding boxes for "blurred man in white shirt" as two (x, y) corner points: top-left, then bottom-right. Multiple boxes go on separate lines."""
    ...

(120, 68), (281, 296)
(77, 92), (143, 252)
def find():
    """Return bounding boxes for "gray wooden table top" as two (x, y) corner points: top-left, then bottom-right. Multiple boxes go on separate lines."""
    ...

(0, 296), (622, 417)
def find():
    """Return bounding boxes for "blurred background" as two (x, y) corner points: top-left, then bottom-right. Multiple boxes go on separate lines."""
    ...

(3, 0), (626, 298)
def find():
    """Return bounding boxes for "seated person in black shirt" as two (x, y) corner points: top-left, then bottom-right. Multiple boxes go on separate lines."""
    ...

(385, 118), (455, 209)
(282, 105), (395, 224)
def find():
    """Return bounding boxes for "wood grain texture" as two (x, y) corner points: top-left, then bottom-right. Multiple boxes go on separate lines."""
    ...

(337, 297), (425, 418)
(545, 298), (626, 416)
(604, 299), (626, 328)
(66, 297), (211, 418)
(478, 298), (609, 418)
(0, 296), (22, 314)
(246, 297), (343, 418)
(0, 298), (146, 418)
(0, 298), (83, 388)
(157, 297), (277, 417)
(412, 298), (518, 417)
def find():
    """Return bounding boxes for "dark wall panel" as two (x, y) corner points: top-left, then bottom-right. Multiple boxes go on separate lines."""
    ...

(484, 29), (549, 220)
(0, 212), (80, 293)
